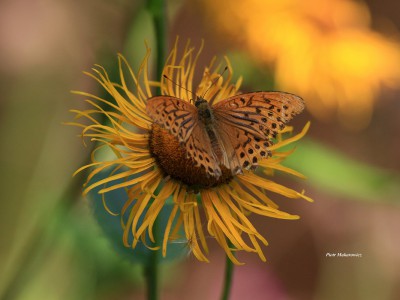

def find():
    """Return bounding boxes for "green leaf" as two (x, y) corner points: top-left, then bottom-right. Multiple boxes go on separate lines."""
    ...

(88, 167), (189, 264)
(284, 139), (400, 203)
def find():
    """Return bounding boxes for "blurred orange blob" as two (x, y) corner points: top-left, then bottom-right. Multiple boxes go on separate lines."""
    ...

(199, 0), (400, 130)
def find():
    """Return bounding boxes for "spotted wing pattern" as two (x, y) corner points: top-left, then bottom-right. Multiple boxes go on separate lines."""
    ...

(185, 122), (222, 177)
(146, 96), (221, 177)
(146, 96), (198, 143)
(212, 92), (304, 174)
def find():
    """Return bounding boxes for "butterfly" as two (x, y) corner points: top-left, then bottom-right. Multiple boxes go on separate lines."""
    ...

(146, 91), (304, 178)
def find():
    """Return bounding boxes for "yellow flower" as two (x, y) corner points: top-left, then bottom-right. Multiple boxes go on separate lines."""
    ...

(198, 0), (400, 130)
(70, 39), (312, 265)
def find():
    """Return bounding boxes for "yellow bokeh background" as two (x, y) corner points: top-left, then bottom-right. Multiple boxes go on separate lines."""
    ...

(198, 0), (400, 130)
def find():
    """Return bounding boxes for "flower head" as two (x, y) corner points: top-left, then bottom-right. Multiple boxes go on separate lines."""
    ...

(71, 39), (312, 264)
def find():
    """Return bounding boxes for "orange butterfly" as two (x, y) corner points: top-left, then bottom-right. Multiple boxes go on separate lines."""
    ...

(146, 92), (304, 178)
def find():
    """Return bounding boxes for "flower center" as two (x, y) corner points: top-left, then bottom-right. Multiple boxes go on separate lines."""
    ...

(149, 124), (233, 189)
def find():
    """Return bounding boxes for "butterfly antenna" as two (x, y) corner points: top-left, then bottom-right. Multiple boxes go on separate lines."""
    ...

(202, 66), (228, 100)
(163, 74), (196, 103)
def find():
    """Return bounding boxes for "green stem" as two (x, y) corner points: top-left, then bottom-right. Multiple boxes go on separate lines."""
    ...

(147, 0), (166, 88)
(144, 0), (166, 300)
(221, 242), (235, 300)
(144, 230), (159, 300)
(144, 265), (158, 300)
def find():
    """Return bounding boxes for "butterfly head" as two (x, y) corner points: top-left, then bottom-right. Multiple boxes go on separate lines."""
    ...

(194, 96), (208, 108)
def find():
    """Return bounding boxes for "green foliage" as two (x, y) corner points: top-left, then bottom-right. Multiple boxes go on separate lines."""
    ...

(285, 138), (400, 203)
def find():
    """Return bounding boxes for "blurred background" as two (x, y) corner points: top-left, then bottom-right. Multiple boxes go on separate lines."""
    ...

(1, 0), (400, 299)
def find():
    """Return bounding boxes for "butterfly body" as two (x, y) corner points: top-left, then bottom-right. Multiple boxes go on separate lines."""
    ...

(193, 97), (227, 165)
(146, 92), (304, 179)
(195, 97), (214, 129)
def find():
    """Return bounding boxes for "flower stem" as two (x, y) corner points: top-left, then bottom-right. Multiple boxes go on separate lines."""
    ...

(144, 236), (159, 300)
(147, 0), (166, 87)
(221, 242), (235, 300)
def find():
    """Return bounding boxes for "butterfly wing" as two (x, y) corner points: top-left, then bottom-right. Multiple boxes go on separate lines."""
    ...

(146, 96), (198, 143)
(146, 96), (221, 177)
(186, 122), (222, 178)
(212, 92), (304, 173)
